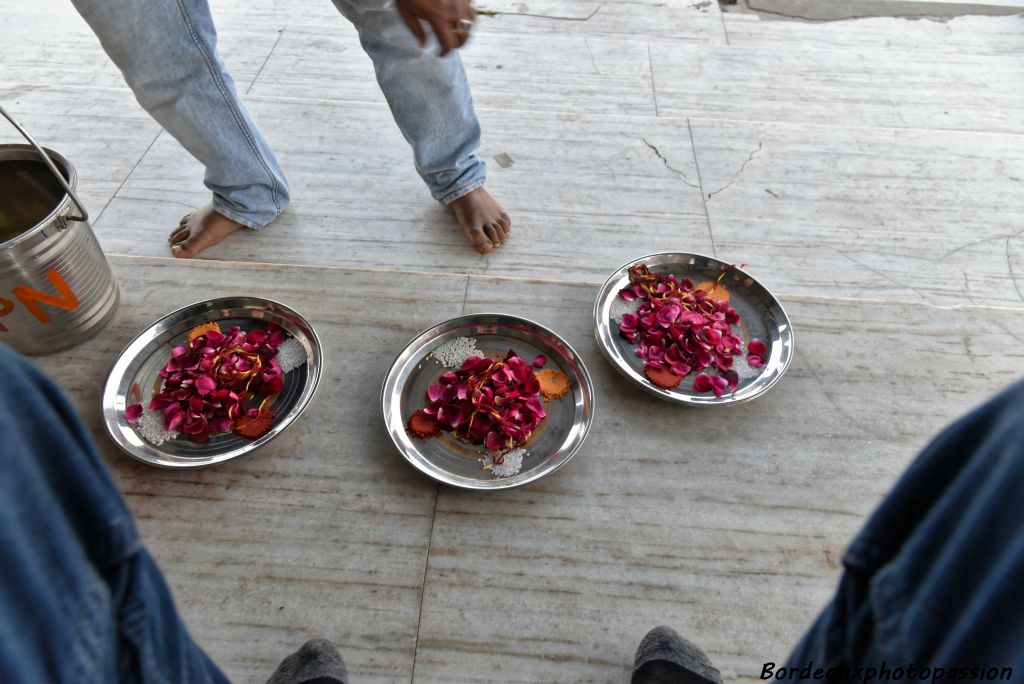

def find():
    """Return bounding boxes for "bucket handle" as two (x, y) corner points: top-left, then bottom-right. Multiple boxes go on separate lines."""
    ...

(0, 104), (89, 223)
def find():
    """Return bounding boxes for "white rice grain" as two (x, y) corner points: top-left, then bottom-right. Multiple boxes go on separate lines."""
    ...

(486, 448), (526, 478)
(430, 336), (482, 368)
(136, 408), (178, 446)
(276, 337), (308, 373)
(731, 354), (761, 380)
(608, 295), (639, 324)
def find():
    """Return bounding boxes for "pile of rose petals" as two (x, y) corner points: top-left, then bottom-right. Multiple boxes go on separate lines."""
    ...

(127, 324), (286, 442)
(618, 264), (766, 396)
(414, 350), (546, 452)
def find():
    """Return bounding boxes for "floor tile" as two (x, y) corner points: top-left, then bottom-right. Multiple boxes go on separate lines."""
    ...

(94, 99), (712, 281)
(722, 12), (1024, 55)
(29, 255), (468, 683)
(2, 0), (287, 90)
(467, 0), (727, 42)
(687, 118), (1024, 307)
(410, 273), (1024, 683)
(650, 42), (1024, 133)
(0, 83), (161, 223)
(250, 27), (658, 116)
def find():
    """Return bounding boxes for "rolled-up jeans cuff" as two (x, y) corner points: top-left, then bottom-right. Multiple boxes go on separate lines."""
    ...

(210, 199), (274, 230)
(439, 179), (486, 206)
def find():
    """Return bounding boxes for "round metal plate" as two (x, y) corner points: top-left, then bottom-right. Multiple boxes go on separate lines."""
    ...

(102, 297), (322, 468)
(381, 313), (595, 490)
(594, 252), (794, 406)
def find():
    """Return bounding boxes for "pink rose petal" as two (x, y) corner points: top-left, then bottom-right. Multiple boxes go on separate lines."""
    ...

(194, 375), (216, 395)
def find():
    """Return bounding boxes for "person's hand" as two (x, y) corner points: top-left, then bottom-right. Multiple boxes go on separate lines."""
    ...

(395, 0), (475, 56)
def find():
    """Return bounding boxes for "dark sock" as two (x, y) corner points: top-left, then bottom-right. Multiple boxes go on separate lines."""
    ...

(266, 639), (348, 684)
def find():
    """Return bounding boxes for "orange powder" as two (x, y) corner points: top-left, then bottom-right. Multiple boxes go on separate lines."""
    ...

(694, 281), (730, 304)
(645, 366), (683, 389)
(408, 409), (440, 439)
(234, 408), (275, 438)
(187, 322), (222, 343)
(536, 369), (571, 400)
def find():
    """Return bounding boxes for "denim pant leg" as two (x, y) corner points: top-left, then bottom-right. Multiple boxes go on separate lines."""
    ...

(71, 0), (290, 229)
(0, 345), (230, 684)
(781, 379), (1024, 681)
(329, 0), (487, 204)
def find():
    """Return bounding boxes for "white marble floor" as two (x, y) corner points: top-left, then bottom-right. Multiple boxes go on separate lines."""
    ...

(4, 0), (1024, 682)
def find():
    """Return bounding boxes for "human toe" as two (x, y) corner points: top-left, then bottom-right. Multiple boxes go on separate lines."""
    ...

(171, 234), (201, 259)
(169, 227), (190, 245)
(484, 223), (503, 247)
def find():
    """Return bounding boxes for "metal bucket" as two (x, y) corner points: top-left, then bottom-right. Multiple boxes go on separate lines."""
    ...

(0, 106), (119, 355)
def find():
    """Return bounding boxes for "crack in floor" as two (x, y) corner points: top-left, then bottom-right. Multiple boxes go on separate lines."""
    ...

(641, 137), (700, 188)
(706, 140), (762, 200)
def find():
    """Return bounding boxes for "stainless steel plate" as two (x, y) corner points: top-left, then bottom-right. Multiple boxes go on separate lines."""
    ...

(381, 313), (595, 490)
(102, 297), (322, 468)
(594, 252), (794, 406)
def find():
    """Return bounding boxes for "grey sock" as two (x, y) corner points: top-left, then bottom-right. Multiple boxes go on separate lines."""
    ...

(631, 626), (723, 684)
(266, 639), (348, 684)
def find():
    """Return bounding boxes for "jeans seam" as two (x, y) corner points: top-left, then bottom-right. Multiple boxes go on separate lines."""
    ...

(174, 0), (283, 214)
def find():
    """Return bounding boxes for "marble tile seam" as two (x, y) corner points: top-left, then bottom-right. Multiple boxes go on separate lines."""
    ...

(191, 92), (1024, 139)
(243, 14), (1023, 55)
(92, 130), (165, 227)
(244, 25), (288, 96)
(0, 82), (133, 95)
(684, 117), (717, 258)
(677, 112), (1024, 139)
(4, 82), (1023, 138)
(103, 254), (1024, 313)
(770, 291), (1024, 313)
(722, 6), (1024, 23)
(409, 486), (442, 684)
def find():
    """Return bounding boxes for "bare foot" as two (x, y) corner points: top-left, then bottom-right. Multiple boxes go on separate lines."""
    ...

(168, 204), (247, 258)
(449, 188), (511, 255)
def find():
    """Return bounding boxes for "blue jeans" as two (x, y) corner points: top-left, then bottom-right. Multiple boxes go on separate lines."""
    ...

(777, 380), (1024, 682)
(0, 344), (229, 683)
(70, 0), (486, 229)
(1, 341), (1022, 682)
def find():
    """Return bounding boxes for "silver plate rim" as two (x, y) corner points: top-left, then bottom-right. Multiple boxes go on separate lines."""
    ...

(381, 312), (595, 490)
(593, 251), (795, 406)
(101, 296), (323, 468)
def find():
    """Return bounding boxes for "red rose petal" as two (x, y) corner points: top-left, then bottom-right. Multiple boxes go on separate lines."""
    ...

(617, 262), (754, 399)
(125, 403), (143, 424)
(693, 373), (713, 393)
